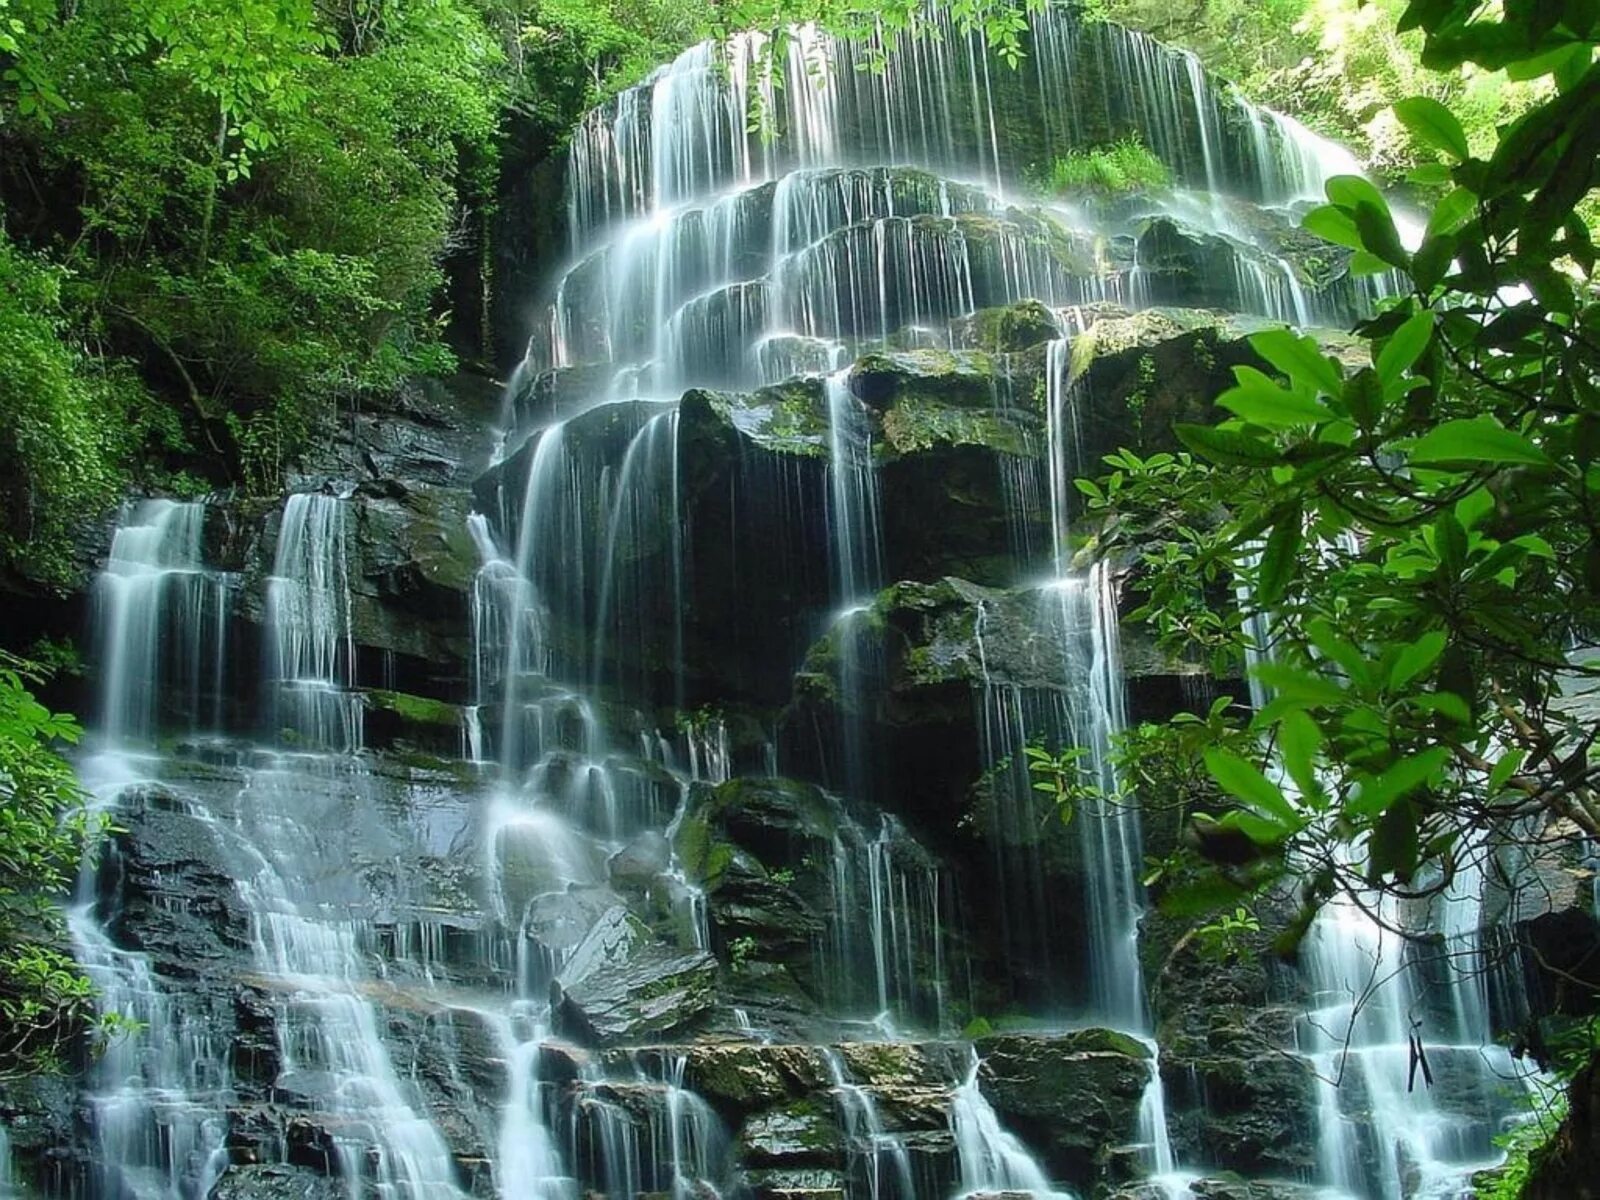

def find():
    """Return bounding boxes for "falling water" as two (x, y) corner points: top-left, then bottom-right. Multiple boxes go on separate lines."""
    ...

(950, 1052), (1063, 1198)
(822, 1049), (916, 1200)
(266, 493), (361, 752)
(56, 10), (1477, 1200)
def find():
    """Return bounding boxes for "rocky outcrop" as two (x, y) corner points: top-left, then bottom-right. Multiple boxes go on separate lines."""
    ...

(976, 1030), (1151, 1190)
(550, 908), (718, 1045)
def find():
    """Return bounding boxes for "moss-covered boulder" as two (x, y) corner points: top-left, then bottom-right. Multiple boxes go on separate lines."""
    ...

(950, 300), (1062, 354)
(362, 689), (464, 755)
(739, 1101), (845, 1166)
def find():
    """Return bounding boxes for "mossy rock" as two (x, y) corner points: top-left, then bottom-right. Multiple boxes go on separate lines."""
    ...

(951, 300), (1061, 354)
(974, 1029), (1152, 1192)
(738, 1101), (845, 1166)
(850, 349), (1001, 411)
(362, 689), (465, 755)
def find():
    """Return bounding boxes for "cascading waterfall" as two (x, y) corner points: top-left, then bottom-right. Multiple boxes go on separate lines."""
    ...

(47, 10), (1541, 1200)
(822, 1049), (916, 1200)
(1296, 869), (1533, 1199)
(950, 1052), (1062, 1197)
(266, 492), (361, 752)
(93, 499), (229, 749)
(73, 500), (233, 1200)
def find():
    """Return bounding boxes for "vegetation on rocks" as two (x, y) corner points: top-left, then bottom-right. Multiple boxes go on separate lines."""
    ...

(1035, 135), (1172, 196)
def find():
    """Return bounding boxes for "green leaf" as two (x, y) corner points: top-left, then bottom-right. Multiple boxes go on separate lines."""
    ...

(1306, 619), (1376, 693)
(1249, 329), (1346, 398)
(1412, 234), (1455, 292)
(1218, 367), (1333, 427)
(1342, 368), (1383, 428)
(1302, 204), (1365, 250)
(1389, 630), (1447, 689)
(1278, 710), (1323, 799)
(1426, 187), (1477, 237)
(1393, 96), (1471, 161)
(1488, 748), (1526, 792)
(1258, 504), (1303, 606)
(1253, 662), (1347, 706)
(1370, 798), (1420, 881)
(1354, 201), (1411, 269)
(1374, 310), (1434, 391)
(1325, 174), (1392, 215)
(1204, 748), (1300, 830)
(1347, 746), (1450, 818)
(1409, 418), (1553, 466)
(1174, 423), (1283, 466)
(1407, 692), (1472, 724)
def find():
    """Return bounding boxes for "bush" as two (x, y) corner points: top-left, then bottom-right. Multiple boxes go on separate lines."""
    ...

(1037, 137), (1172, 196)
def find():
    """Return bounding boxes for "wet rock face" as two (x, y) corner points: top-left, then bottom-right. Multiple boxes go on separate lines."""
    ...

(551, 908), (719, 1045)
(975, 1030), (1151, 1192)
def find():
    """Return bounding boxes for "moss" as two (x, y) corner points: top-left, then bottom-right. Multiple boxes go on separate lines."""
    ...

(704, 841), (735, 886)
(700, 383), (829, 459)
(674, 814), (711, 880)
(365, 689), (460, 728)
(878, 397), (1033, 457)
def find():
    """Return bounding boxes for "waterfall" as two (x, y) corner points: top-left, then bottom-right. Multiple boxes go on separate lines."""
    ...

(822, 1049), (916, 1200)
(93, 499), (229, 750)
(1297, 878), (1532, 1198)
(950, 1052), (1064, 1198)
(53, 10), (1477, 1200)
(266, 493), (361, 752)
(67, 901), (231, 1200)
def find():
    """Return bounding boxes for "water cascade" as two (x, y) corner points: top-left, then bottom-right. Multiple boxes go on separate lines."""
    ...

(32, 9), (1567, 1200)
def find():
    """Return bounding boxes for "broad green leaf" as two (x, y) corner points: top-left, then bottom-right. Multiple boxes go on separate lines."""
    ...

(1204, 748), (1300, 830)
(1249, 329), (1346, 398)
(1174, 423), (1283, 466)
(1347, 746), (1450, 818)
(1342, 368), (1383, 428)
(1393, 96), (1471, 161)
(1488, 748), (1526, 792)
(1218, 367), (1333, 427)
(1389, 630), (1447, 689)
(1375, 310), (1434, 389)
(1258, 504), (1303, 606)
(1354, 201), (1411, 268)
(1370, 798), (1420, 880)
(1301, 204), (1364, 250)
(1453, 487), (1495, 529)
(1426, 187), (1477, 237)
(1278, 710), (1323, 800)
(1407, 692), (1472, 724)
(1306, 618), (1375, 692)
(1409, 418), (1553, 466)
(1253, 662), (1346, 706)
(1325, 174), (1392, 216)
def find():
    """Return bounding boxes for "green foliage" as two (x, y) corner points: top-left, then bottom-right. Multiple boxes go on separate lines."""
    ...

(1035, 137), (1171, 197)
(0, 654), (107, 1077)
(0, 233), (145, 587)
(0, 0), (509, 577)
(1194, 904), (1261, 962)
(727, 934), (759, 970)
(1082, 0), (1538, 171)
(1089, 0), (1600, 1043)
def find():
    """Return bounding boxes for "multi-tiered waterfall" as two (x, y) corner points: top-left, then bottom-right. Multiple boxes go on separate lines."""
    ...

(10, 7), (1563, 1200)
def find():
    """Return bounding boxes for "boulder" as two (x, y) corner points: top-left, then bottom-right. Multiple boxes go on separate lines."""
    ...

(739, 1102), (845, 1166)
(551, 908), (718, 1044)
(975, 1030), (1151, 1191)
